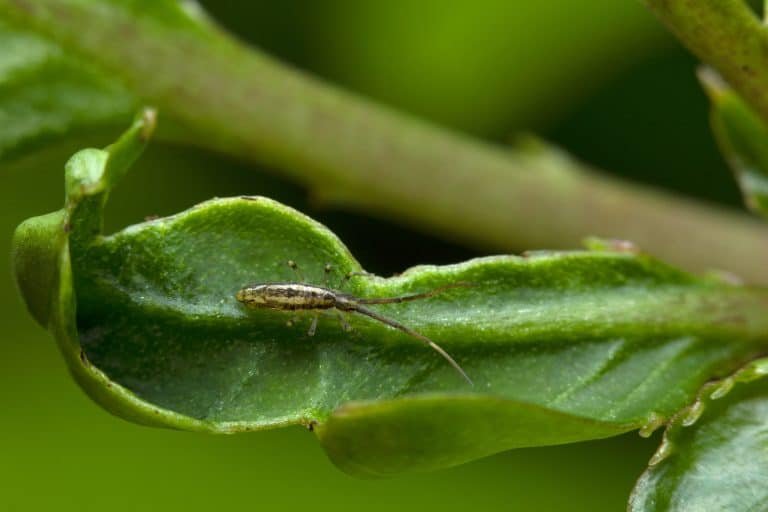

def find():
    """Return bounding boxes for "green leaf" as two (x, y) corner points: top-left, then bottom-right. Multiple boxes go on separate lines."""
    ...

(701, 68), (768, 218)
(629, 358), (768, 511)
(0, 18), (135, 162)
(12, 115), (768, 476)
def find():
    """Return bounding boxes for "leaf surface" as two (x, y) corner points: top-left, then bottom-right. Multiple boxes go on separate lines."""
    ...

(12, 115), (768, 475)
(629, 358), (768, 511)
(0, 18), (135, 161)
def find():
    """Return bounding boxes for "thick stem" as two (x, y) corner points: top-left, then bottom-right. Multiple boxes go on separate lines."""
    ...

(2, 0), (768, 282)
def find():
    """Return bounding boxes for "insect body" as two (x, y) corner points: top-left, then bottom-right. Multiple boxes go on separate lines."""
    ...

(236, 270), (472, 385)
(236, 283), (338, 311)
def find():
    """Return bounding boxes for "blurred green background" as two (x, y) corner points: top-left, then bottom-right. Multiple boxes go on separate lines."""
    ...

(1, 1), (745, 510)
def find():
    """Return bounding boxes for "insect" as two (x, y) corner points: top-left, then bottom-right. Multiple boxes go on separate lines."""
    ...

(236, 261), (472, 385)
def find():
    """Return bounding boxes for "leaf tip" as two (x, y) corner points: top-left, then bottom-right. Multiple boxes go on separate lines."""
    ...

(639, 412), (666, 438)
(648, 436), (674, 466)
(709, 376), (735, 400)
(681, 400), (705, 427)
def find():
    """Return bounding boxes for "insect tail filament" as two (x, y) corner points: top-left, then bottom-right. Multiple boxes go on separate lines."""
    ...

(348, 303), (473, 386)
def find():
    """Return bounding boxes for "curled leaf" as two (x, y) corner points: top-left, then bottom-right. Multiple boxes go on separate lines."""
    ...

(12, 114), (768, 475)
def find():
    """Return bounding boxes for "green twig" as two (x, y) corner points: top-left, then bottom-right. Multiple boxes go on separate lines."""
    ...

(644, 1), (768, 129)
(2, 0), (768, 282)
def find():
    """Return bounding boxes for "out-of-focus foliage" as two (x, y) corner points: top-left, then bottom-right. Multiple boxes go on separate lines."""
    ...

(0, 19), (135, 160)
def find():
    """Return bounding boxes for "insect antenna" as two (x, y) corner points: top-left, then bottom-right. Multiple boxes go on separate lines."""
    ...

(356, 282), (473, 305)
(348, 303), (472, 385)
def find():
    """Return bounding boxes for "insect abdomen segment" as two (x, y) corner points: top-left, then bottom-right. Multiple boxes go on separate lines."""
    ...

(236, 283), (336, 311)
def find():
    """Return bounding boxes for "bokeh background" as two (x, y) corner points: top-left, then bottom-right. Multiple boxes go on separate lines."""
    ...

(1, 1), (748, 510)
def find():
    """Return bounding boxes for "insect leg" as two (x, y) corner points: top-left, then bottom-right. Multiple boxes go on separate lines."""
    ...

(348, 303), (472, 385)
(307, 314), (319, 337)
(286, 260), (305, 282)
(335, 310), (352, 332)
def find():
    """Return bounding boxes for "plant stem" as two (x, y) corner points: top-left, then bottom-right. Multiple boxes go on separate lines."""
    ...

(2, 0), (768, 282)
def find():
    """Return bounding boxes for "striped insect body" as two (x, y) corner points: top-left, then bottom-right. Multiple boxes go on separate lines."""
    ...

(236, 283), (336, 310)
